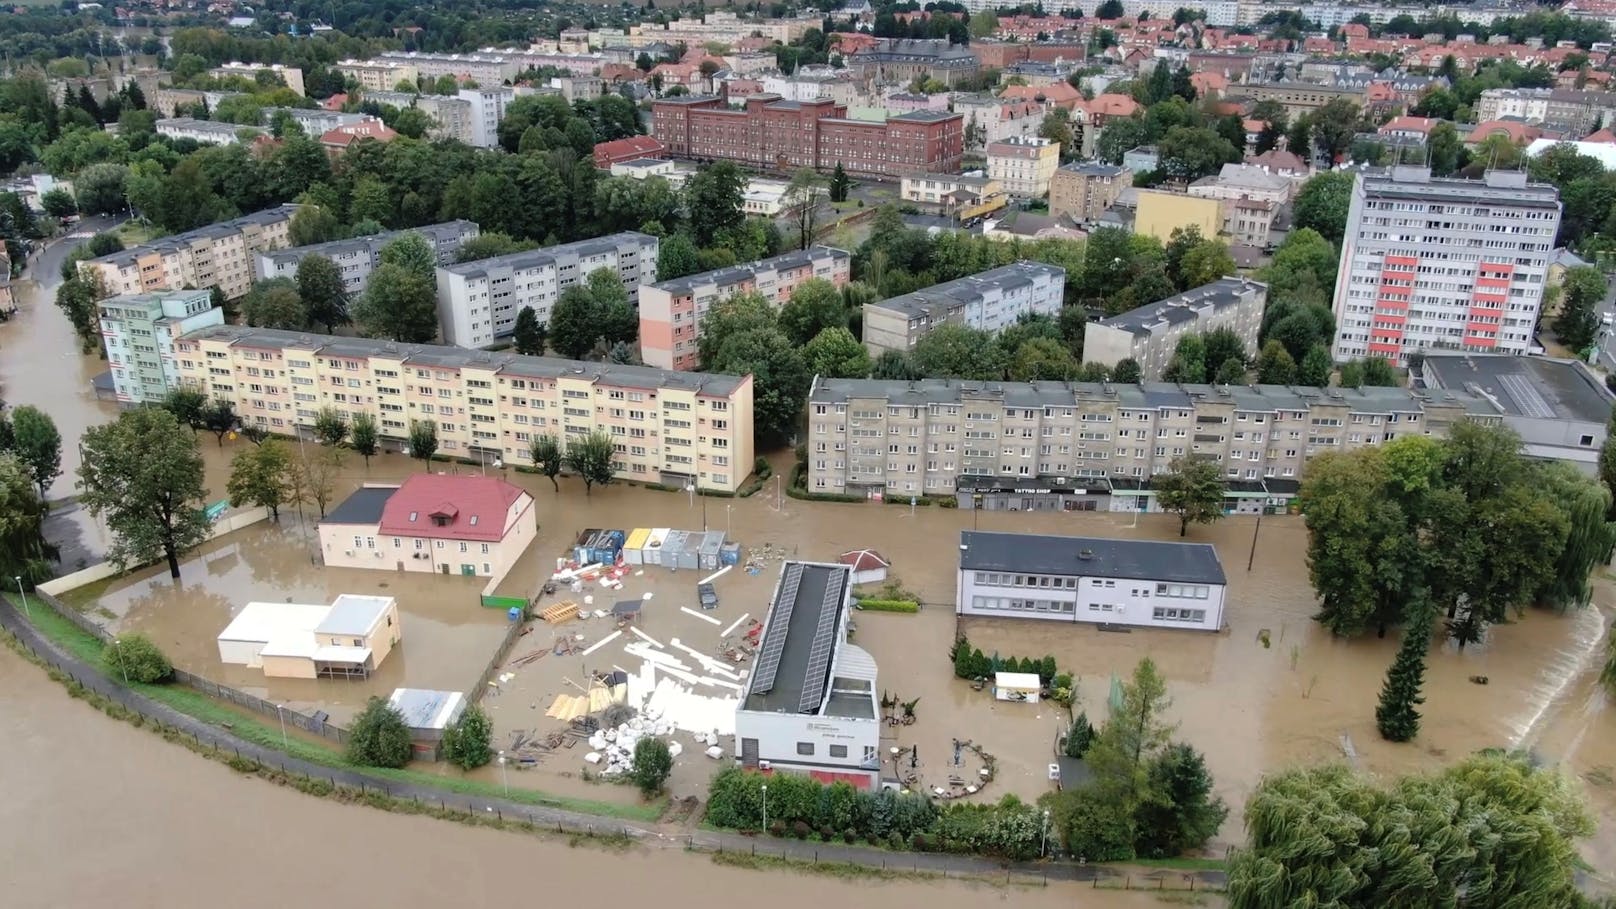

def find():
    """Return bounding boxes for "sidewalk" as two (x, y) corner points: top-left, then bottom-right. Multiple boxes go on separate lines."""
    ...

(0, 594), (1224, 891)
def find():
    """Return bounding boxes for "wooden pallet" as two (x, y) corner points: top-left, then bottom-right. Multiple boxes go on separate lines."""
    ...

(539, 600), (579, 624)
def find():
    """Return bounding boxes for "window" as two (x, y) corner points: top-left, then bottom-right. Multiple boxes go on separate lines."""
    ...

(829, 744), (848, 758)
(796, 742), (815, 756)
(1581, 434), (1596, 447)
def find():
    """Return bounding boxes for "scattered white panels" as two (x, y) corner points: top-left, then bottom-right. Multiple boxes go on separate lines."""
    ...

(630, 627), (665, 648)
(579, 630), (621, 658)
(681, 606), (721, 626)
(699, 565), (733, 586)
(720, 613), (751, 638)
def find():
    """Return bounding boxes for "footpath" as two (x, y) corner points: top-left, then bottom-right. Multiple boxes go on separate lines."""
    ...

(0, 596), (1224, 892)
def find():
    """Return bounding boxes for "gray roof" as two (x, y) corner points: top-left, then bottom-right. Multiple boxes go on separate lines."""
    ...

(89, 205), (300, 269)
(316, 596), (391, 636)
(742, 562), (852, 715)
(1101, 277), (1265, 337)
(868, 262), (1063, 321)
(322, 485), (395, 525)
(157, 117), (262, 136)
(960, 531), (1227, 585)
(1057, 162), (1129, 178)
(257, 221), (477, 266)
(440, 232), (656, 279)
(648, 246), (849, 296)
(1419, 353), (1612, 424)
(1359, 168), (1561, 208)
(891, 109), (963, 123)
(180, 325), (751, 395)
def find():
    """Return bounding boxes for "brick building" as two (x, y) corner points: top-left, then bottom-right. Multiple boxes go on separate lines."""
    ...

(654, 94), (963, 179)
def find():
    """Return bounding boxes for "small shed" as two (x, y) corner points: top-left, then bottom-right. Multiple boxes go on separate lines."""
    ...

(993, 672), (1041, 703)
(839, 549), (892, 586)
(611, 600), (642, 622)
(623, 528), (652, 565)
(720, 542), (742, 566)
(388, 687), (467, 753)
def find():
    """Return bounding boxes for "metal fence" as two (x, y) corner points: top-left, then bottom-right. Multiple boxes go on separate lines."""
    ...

(467, 617), (526, 708)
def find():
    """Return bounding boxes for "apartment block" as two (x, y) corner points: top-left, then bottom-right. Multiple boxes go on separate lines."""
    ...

(1049, 162), (1131, 225)
(436, 233), (659, 349)
(458, 87), (516, 148)
(208, 62), (305, 96)
(336, 59), (419, 93)
(171, 326), (755, 492)
(1186, 163), (1293, 248)
(862, 263), (1066, 356)
(255, 221), (480, 296)
(803, 377), (1492, 508)
(986, 136), (1060, 199)
(98, 289), (224, 404)
(374, 52), (518, 87)
(1330, 167), (1561, 366)
(360, 91), (475, 143)
(639, 247), (851, 371)
(1084, 278), (1267, 380)
(82, 205), (299, 300)
(156, 117), (265, 145)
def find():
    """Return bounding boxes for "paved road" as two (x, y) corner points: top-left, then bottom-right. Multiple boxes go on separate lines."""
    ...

(0, 592), (1225, 892)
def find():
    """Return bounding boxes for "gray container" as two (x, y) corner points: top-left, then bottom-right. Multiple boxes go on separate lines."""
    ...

(698, 532), (725, 571)
(676, 531), (703, 571)
(662, 531), (689, 570)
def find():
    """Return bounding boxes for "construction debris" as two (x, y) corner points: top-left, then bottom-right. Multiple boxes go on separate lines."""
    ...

(539, 601), (580, 624)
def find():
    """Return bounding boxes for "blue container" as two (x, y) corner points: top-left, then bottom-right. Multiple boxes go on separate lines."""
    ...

(507, 607), (522, 623)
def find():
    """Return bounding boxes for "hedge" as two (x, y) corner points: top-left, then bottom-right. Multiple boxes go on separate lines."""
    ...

(856, 599), (919, 613)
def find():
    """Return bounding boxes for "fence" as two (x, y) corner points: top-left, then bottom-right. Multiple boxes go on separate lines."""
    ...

(466, 616), (527, 709)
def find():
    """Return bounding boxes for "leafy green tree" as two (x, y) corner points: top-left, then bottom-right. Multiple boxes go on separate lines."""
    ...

(547, 286), (600, 359)
(871, 349), (919, 380)
(1049, 787), (1136, 861)
(349, 412), (379, 468)
(1297, 344), (1332, 387)
(1111, 358), (1142, 383)
(442, 704), (493, 770)
(455, 232), (534, 263)
(656, 231), (701, 281)
(777, 278), (846, 346)
(1133, 743), (1228, 858)
(312, 407), (348, 447)
(1086, 657), (1175, 806)
(1310, 98), (1362, 162)
(709, 327), (810, 444)
(103, 634), (172, 684)
(54, 275), (100, 349)
(512, 307), (546, 355)
(199, 398), (237, 448)
(685, 160), (747, 242)
(1009, 337), (1079, 381)
(1201, 328), (1247, 373)
(162, 388), (208, 434)
(74, 162), (130, 216)
(346, 696), (413, 768)
(1213, 357), (1246, 384)
(41, 187), (77, 218)
(0, 453), (58, 585)
(828, 162), (851, 203)
(910, 324), (1007, 380)
(1153, 456), (1225, 537)
(288, 204), (341, 246)
(408, 420), (438, 468)
(528, 433), (563, 491)
(10, 406), (61, 498)
(295, 255), (349, 332)
(1178, 239), (1236, 289)
(802, 326), (871, 379)
(353, 262), (437, 342)
(226, 439), (293, 520)
(1535, 461), (1616, 610)
(563, 429), (616, 495)
(631, 737), (674, 796)
(1162, 333), (1206, 384)
(1375, 601), (1433, 742)
(1426, 121), (1463, 176)
(1554, 265), (1608, 352)
(587, 267), (638, 346)
(1292, 172), (1355, 245)
(241, 277), (307, 330)
(785, 167), (827, 250)
(1254, 340), (1296, 384)
(1157, 125), (1239, 181)
(78, 408), (209, 579)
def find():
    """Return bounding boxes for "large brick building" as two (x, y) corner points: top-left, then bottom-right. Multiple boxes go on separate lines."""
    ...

(653, 94), (963, 179)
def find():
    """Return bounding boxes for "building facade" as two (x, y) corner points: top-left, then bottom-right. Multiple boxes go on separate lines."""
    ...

(1417, 353), (1614, 473)
(156, 117), (265, 145)
(1134, 190), (1223, 242)
(639, 247), (851, 371)
(317, 475), (536, 577)
(1049, 162), (1131, 224)
(1186, 163), (1294, 248)
(208, 62), (306, 95)
(98, 289), (225, 403)
(1084, 278), (1267, 380)
(1330, 167), (1562, 366)
(374, 52), (517, 86)
(862, 263), (1066, 356)
(357, 91), (474, 143)
(985, 136), (1060, 199)
(171, 326), (755, 492)
(1475, 87), (1616, 134)
(899, 173), (1009, 220)
(82, 205), (299, 300)
(845, 39), (980, 87)
(336, 59), (419, 92)
(957, 532), (1229, 630)
(804, 377), (1492, 506)
(255, 222), (480, 296)
(653, 95), (964, 179)
(457, 87), (516, 148)
(436, 233), (659, 349)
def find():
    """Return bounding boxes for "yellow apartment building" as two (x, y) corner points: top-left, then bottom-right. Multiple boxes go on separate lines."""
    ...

(81, 205), (299, 300)
(1133, 190), (1222, 243)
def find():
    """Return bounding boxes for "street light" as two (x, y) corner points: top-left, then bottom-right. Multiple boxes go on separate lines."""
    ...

(498, 750), (509, 796)
(725, 503), (732, 538)
(761, 782), (768, 832)
(14, 575), (29, 620)
(112, 638), (129, 685)
(685, 482), (695, 508)
(275, 703), (289, 750)
(1041, 808), (1051, 858)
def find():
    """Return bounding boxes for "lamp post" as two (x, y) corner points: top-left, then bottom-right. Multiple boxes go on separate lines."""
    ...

(14, 575), (29, 620)
(498, 750), (509, 796)
(686, 482), (695, 508)
(1041, 808), (1051, 858)
(725, 503), (732, 537)
(956, 543), (969, 619)
(761, 782), (768, 832)
(112, 638), (129, 685)
(276, 703), (289, 750)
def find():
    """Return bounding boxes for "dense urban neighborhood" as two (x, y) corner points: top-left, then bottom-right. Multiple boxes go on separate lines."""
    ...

(7, 0), (1616, 905)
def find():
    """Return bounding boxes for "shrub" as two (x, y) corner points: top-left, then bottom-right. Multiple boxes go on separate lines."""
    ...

(631, 738), (674, 797)
(793, 820), (811, 839)
(856, 598), (919, 613)
(819, 825), (836, 840)
(103, 634), (173, 684)
(843, 828), (858, 843)
(912, 832), (935, 851)
(346, 696), (413, 768)
(442, 704), (492, 770)
(1053, 788), (1136, 862)
(769, 819), (787, 837)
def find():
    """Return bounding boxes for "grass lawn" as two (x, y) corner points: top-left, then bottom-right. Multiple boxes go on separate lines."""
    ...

(8, 594), (663, 822)
(112, 220), (158, 246)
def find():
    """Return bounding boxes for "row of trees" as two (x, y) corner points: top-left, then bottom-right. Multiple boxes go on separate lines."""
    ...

(0, 401), (60, 586)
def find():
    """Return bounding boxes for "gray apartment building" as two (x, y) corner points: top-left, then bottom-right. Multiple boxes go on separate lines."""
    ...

(862, 262), (1065, 356)
(360, 91), (475, 143)
(1084, 278), (1267, 380)
(255, 222), (480, 296)
(804, 377), (1492, 512)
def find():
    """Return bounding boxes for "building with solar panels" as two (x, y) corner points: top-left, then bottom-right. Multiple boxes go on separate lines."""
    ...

(735, 561), (883, 789)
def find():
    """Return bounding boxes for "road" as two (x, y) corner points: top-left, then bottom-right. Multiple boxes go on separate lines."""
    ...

(1593, 280), (1616, 371)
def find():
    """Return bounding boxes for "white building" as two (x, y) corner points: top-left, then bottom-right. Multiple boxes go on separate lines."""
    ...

(98, 289), (225, 403)
(458, 86), (517, 148)
(216, 594), (401, 679)
(435, 232), (659, 348)
(1084, 278), (1268, 380)
(1330, 167), (1562, 366)
(734, 561), (882, 788)
(156, 117), (265, 145)
(610, 158), (692, 187)
(862, 262), (1066, 355)
(255, 221), (480, 296)
(742, 178), (791, 216)
(361, 91), (475, 143)
(956, 531), (1229, 631)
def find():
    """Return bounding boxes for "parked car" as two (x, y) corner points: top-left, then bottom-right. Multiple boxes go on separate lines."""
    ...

(697, 582), (718, 610)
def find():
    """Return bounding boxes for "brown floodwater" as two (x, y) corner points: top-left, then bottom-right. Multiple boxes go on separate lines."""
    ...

(0, 646), (1180, 909)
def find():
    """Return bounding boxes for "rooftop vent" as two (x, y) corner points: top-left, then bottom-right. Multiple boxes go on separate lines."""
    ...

(1078, 549), (1094, 560)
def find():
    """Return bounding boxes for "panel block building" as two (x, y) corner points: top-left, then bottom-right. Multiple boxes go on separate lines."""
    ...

(255, 221), (479, 296)
(98, 289), (225, 403)
(81, 204), (299, 300)
(862, 262), (1065, 355)
(1083, 278), (1267, 380)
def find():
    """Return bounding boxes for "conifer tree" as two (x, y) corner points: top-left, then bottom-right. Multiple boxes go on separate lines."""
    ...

(1375, 600), (1433, 742)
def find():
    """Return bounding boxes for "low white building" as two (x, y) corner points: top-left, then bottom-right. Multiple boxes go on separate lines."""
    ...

(216, 595), (402, 679)
(734, 561), (882, 788)
(742, 178), (792, 216)
(956, 531), (1228, 631)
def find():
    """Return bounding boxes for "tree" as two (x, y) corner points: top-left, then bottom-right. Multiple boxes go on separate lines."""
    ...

(343, 412), (377, 468)
(346, 697), (413, 768)
(78, 408), (209, 579)
(241, 278), (307, 330)
(685, 161), (747, 241)
(288, 204), (341, 247)
(1111, 358), (1142, 384)
(10, 406), (61, 498)
(802, 326), (871, 379)
(103, 634), (172, 684)
(1086, 657), (1175, 806)
(353, 263), (437, 343)
(1157, 126), (1239, 181)
(162, 388), (208, 434)
(1132, 743), (1228, 858)
(226, 440), (293, 520)
(295, 255), (350, 333)
(911, 324), (1007, 381)
(378, 232), (437, 276)
(871, 349), (919, 380)
(512, 307), (546, 356)
(1201, 328), (1248, 375)
(1255, 340), (1296, 384)
(455, 232), (534, 263)
(311, 407), (347, 448)
(1297, 345), (1332, 387)
(1178, 240), (1236, 290)
(1038, 108), (1079, 162)
(1213, 357), (1246, 384)
(1535, 461), (1616, 610)
(1009, 337), (1079, 381)
(631, 737), (674, 797)
(587, 268), (637, 346)
(778, 278), (846, 346)
(547, 287), (600, 359)
(1162, 334), (1206, 384)
(1426, 121), (1462, 176)
(291, 447), (341, 519)
(529, 433), (564, 491)
(785, 167), (827, 250)
(1554, 265), (1607, 352)
(200, 398), (238, 447)
(564, 430), (616, 495)
(1096, 0), (1124, 16)
(828, 162), (851, 203)
(0, 454), (58, 585)
(41, 187), (77, 219)
(1153, 456), (1225, 537)
(657, 232), (701, 281)
(442, 705), (493, 770)
(1292, 172), (1355, 245)
(75, 162), (130, 216)
(1375, 602), (1433, 742)
(55, 275), (100, 349)
(408, 420), (438, 468)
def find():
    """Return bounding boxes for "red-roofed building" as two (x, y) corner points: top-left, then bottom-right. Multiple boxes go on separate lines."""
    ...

(1378, 115), (1440, 142)
(318, 475), (536, 577)
(1190, 71), (1228, 96)
(1466, 120), (1544, 145)
(1584, 127), (1616, 143)
(319, 118), (398, 154)
(594, 135), (667, 168)
(322, 93), (349, 111)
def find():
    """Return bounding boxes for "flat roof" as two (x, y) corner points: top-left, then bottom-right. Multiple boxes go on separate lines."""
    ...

(743, 562), (852, 715)
(218, 602), (330, 644)
(1420, 353), (1612, 424)
(440, 232), (656, 280)
(1101, 277), (1265, 337)
(258, 221), (475, 265)
(322, 485), (396, 525)
(89, 205), (300, 270)
(315, 594), (395, 637)
(869, 262), (1064, 322)
(388, 688), (467, 731)
(960, 531), (1227, 586)
(648, 246), (849, 297)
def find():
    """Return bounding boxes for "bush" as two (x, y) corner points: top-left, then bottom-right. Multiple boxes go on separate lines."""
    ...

(819, 825), (836, 840)
(1063, 711), (1095, 759)
(346, 696), (413, 768)
(793, 820), (811, 839)
(912, 832), (935, 851)
(1053, 788), (1136, 862)
(843, 828), (858, 843)
(442, 704), (492, 770)
(769, 819), (787, 837)
(103, 634), (172, 684)
(855, 598), (919, 613)
(631, 737), (674, 797)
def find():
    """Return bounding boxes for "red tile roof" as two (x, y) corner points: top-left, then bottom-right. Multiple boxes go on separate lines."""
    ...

(839, 549), (890, 571)
(378, 475), (528, 542)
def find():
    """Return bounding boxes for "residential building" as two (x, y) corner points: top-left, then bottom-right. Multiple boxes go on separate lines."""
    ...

(1122, 145), (1160, 174)
(156, 117), (265, 145)
(82, 204), (299, 300)
(986, 136), (1060, 199)
(435, 233), (659, 348)
(98, 289), (225, 403)
(555, 75), (604, 103)
(760, 69), (860, 106)
(1235, 81), (1365, 119)
(1186, 163), (1294, 247)
(639, 247), (851, 370)
(336, 59), (419, 93)
(255, 221), (480, 296)
(1083, 278), (1267, 380)
(952, 94), (1046, 151)
(845, 38), (980, 87)
(318, 475), (537, 577)
(1049, 162), (1131, 224)
(1134, 190), (1222, 242)
(593, 135), (667, 168)
(899, 172), (1009, 220)
(360, 91), (474, 143)
(375, 52), (517, 87)
(803, 376), (1491, 507)
(734, 560), (881, 788)
(267, 108), (369, 135)
(458, 87), (516, 148)
(653, 95), (964, 179)
(171, 325), (756, 491)
(319, 118), (399, 152)
(216, 595), (401, 679)
(208, 62), (305, 95)
(1330, 167), (1562, 366)
(862, 263), (1066, 355)
(1416, 353), (1613, 473)
(1476, 87), (1616, 134)
(956, 531), (1228, 630)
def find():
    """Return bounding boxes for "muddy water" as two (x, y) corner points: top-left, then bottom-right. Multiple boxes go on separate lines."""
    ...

(0, 647), (1181, 909)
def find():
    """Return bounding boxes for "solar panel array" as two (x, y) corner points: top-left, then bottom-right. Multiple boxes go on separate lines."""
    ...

(1498, 373), (1556, 420)
(751, 563), (803, 694)
(797, 576), (844, 714)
